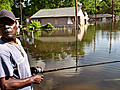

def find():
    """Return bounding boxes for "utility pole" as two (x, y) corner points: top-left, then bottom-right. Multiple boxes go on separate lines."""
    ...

(112, 0), (114, 22)
(75, 0), (78, 32)
(95, 0), (97, 20)
(75, 0), (78, 69)
(75, 0), (78, 42)
(20, 0), (22, 27)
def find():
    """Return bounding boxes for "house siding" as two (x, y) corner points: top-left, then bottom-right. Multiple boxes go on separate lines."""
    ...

(58, 18), (67, 25)
(41, 18), (55, 26)
(57, 17), (67, 28)
(41, 17), (68, 28)
(31, 17), (75, 28)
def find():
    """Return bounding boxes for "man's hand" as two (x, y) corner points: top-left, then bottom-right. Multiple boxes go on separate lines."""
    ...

(30, 66), (43, 75)
(0, 74), (44, 90)
(30, 66), (44, 84)
(31, 74), (44, 84)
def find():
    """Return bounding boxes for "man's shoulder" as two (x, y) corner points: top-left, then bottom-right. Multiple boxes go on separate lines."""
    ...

(0, 43), (11, 57)
(0, 39), (9, 51)
(0, 39), (6, 48)
(16, 38), (22, 46)
(0, 39), (4, 44)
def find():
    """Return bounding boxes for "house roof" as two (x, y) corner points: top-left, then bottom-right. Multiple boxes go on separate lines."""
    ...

(30, 7), (84, 18)
(88, 14), (115, 19)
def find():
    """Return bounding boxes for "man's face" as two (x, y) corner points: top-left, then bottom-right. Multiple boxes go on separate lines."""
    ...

(0, 17), (18, 39)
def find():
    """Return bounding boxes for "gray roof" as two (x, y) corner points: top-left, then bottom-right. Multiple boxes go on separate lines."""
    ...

(30, 7), (82, 18)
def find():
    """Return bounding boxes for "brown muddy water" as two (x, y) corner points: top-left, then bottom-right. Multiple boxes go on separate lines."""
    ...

(20, 21), (120, 90)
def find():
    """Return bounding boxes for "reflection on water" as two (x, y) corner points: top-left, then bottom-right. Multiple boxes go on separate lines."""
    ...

(20, 21), (120, 90)
(109, 22), (113, 53)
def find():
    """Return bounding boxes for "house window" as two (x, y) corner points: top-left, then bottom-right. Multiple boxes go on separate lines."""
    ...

(68, 17), (74, 24)
(55, 18), (58, 25)
(26, 19), (29, 22)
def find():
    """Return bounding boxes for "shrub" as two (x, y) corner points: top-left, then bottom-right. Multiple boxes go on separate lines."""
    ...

(40, 23), (54, 34)
(40, 23), (54, 30)
(30, 20), (41, 29)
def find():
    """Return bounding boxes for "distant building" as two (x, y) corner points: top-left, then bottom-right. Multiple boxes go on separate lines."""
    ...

(88, 14), (115, 23)
(26, 7), (88, 28)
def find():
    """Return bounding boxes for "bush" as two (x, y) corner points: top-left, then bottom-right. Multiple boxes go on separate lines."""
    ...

(40, 23), (54, 30)
(34, 30), (42, 37)
(24, 22), (54, 35)
(30, 20), (41, 29)
(40, 23), (54, 34)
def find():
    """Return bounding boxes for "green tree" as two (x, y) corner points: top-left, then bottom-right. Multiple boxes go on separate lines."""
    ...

(98, 0), (120, 15)
(99, 1), (111, 14)
(63, 0), (75, 7)
(102, 0), (109, 3)
(0, 0), (14, 11)
(79, 0), (95, 15)
(114, 0), (120, 15)
(28, 0), (75, 15)
(79, 0), (100, 15)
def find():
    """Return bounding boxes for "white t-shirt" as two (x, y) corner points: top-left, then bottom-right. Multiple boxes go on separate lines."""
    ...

(0, 38), (33, 90)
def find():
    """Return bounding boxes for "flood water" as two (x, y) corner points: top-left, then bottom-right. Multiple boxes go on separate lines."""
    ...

(20, 20), (120, 90)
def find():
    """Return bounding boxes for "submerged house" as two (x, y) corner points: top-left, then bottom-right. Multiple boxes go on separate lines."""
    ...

(88, 14), (115, 21)
(26, 7), (88, 28)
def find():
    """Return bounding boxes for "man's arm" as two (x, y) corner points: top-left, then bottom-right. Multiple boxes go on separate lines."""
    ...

(0, 74), (44, 90)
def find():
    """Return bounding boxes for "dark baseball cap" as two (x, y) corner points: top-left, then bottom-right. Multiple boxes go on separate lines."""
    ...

(0, 10), (16, 22)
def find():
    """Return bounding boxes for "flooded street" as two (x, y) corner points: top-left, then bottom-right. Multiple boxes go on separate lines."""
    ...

(20, 20), (120, 90)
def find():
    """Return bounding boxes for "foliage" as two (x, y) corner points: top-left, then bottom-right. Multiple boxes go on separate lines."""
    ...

(25, 0), (75, 17)
(25, 22), (54, 35)
(30, 20), (41, 29)
(40, 23), (54, 30)
(98, 0), (120, 15)
(99, 1), (111, 14)
(114, 0), (120, 15)
(23, 20), (41, 31)
(0, 0), (14, 11)
(40, 23), (54, 35)
(79, 0), (101, 15)
(79, 0), (94, 15)
(23, 25), (33, 32)
(34, 30), (41, 37)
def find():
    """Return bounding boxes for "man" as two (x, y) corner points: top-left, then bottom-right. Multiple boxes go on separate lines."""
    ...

(0, 10), (44, 90)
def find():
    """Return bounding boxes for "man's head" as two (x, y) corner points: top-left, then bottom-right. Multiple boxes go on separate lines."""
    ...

(0, 10), (18, 40)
